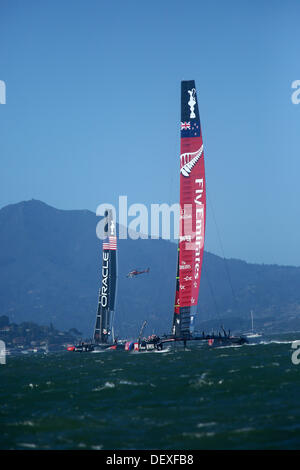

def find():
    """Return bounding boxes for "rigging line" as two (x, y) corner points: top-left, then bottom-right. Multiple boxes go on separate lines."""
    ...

(169, 129), (179, 204)
(206, 188), (238, 307)
(202, 260), (221, 321)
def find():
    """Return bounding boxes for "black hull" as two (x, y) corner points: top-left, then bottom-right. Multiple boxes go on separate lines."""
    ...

(204, 336), (247, 347)
(161, 334), (248, 348)
(137, 340), (164, 352)
(69, 334), (247, 353)
(124, 333), (248, 352)
(69, 342), (125, 352)
(72, 344), (94, 353)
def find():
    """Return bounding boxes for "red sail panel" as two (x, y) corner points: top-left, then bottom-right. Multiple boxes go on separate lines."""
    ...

(179, 81), (206, 310)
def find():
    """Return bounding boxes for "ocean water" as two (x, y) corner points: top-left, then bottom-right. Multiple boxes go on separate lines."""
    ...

(1, 333), (300, 450)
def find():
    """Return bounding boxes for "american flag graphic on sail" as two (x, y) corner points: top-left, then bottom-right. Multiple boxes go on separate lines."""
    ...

(103, 236), (117, 251)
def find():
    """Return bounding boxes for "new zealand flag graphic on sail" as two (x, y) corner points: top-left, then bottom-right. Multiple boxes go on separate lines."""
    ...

(181, 121), (201, 138)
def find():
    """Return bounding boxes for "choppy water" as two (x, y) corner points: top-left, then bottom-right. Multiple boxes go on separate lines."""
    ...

(1, 333), (300, 450)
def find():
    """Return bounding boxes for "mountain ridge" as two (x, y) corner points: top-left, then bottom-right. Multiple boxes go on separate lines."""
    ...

(1, 199), (300, 337)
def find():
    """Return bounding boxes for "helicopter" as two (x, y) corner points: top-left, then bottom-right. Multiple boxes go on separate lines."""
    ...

(126, 268), (150, 278)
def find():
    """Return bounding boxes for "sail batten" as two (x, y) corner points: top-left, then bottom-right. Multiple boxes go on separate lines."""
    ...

(172, 80), (206, 338)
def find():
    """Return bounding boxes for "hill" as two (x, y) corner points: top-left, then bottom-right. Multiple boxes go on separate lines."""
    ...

(0, 200), (300, 337)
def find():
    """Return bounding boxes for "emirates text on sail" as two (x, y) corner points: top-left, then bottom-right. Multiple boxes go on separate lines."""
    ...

(194, 178), (205, 278)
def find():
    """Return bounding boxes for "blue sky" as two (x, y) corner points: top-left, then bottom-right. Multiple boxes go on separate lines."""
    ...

(0, 0), (299, 266)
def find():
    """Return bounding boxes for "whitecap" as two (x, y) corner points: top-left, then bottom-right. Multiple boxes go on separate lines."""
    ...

(23, 421), (35, 427)
(18, 443), (37, 448)
(8, 421), (35, 427)
(119, 380), (140, 386)
(92, 382), (115, 391)
(258, 340), (295, 345)
(182, 431), (215, 438)
(196, 422), (216, 428)
(28, 383), (39, 389)
(233, 427), (254, 434)
(155, 348), (171, 353)
(190, 374), (213, 388)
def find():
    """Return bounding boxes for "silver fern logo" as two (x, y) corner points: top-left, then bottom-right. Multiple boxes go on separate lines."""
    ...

(180, 145), (203, 177)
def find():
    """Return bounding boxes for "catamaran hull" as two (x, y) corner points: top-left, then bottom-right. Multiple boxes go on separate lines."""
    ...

(205, 337), (248, 347)
(161, 335), (248, 348)
(67, 343), (125, 352)
(68, 344), (95, 353)
(125, 340), (164, 352)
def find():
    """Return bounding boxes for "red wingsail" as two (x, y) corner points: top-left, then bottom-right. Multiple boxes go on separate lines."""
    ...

(173, 81), (206, 337)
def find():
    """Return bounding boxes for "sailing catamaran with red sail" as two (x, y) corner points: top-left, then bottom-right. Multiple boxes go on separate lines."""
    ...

(166, 80), (247, 347)
(132, 80), (246, 351)
(172, 80), (206, 340)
